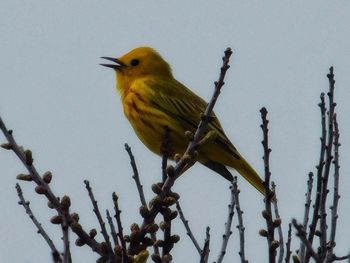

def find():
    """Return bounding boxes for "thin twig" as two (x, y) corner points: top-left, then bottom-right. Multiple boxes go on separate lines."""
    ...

(0, 115), (104, 256)
(299, 172), (313, 261)
(61, 197), (72, 263)
(125, 143), (147, 206)
(112, 192), (128, 262)
(176, 201), (202, 254)
(306, 92), (327, 263)
(84, 180), (114, 258)
(232, 177), (248, 263)
(124, 143), (160, 256)
(15, 183), (62, 263)
(319, 66), (336, 260)
(272, 182), (284, 263)
(285, 223), (292, 263)
(260, 107), (277, 263)
(200, 227), (210, 263)
(106, 209), (119, 247)
(216, 183), (235, 263)
(328, 113), (340, 258)
(331, 253), (350, 261)
(161, 47), (233, 192)
(292, 219), (320, 263)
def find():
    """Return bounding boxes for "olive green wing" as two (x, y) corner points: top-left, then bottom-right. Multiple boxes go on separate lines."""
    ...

(145, 78), (238, 157)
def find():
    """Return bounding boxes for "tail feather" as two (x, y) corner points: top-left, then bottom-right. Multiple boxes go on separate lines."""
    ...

(203, 160), (265, 196)
(203, 161), (233, 181)
(235, 160), (265, 195)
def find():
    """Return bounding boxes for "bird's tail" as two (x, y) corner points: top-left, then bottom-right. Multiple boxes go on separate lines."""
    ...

(235, 160), (265, 195)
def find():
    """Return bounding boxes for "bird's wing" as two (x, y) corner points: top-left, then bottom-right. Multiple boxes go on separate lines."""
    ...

(146, 78), (239, 157)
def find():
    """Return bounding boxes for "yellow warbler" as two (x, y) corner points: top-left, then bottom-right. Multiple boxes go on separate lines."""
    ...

(101, 47), (264, 194)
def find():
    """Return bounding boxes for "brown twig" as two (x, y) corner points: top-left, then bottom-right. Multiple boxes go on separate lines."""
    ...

(260, 107), (277, 263)
(106, 209), (119, 247)
(298, 172), (313, 261)
(176, 201), (202, 254)
(60, 196), (72, 263)
(124, 143), (160, 257)
(327, 113), (340, 259)
(319, 66), (336, 260)
(305, 92), (327, 263)
(112, 192), (128, 262)
(285, 223), (292, 263)
(0, 115), (104, 257)
(200, 227), (211, 263)
(292, 219), (320, 263)
(15, 183), (62, 263)
(161, 47), (233, 192)
(216, 182), (235, 263)
(84, 180), (114, 259)
(272, 182), (284, 263)
(232, 177), (248, 263)
(125, 143), (147, 206)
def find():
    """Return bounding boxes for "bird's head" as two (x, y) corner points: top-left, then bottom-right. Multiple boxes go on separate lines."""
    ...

(101, 47), (173, 92)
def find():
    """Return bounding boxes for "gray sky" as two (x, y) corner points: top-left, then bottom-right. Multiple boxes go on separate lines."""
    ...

(1, 1), (349, 262)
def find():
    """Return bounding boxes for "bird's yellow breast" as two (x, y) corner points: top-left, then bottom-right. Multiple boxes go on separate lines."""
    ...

(121, 83), (172, 155)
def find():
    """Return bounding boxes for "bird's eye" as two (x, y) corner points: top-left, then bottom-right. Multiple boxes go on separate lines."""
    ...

(130, 59), (139, 66)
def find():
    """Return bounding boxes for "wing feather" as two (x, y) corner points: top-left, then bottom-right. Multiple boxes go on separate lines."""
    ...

(145, 78), (239, 157)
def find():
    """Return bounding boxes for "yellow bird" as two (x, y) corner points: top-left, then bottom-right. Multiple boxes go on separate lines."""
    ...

(101, 47), (264, 194)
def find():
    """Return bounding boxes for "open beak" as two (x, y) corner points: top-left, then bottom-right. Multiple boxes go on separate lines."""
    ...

(100, 57), (126, 70)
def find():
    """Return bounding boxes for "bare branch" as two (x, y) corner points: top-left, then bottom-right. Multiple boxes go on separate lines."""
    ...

(15, 184), (62, 263)
(232, 177), (248, 263)
(112, 192), (128, 262)
(216, 183), (235, 263)
(293, 219), (320, 263)
(328, 113), (340, 257)
(60, 196), (72, 263)
(285, 223), (292, 263)
(272, 182), (284, 263)
(106, 209), (119, 247)
(125, 143), (159, 257)
(176, 201), (202, 254)
(125, 143), (147, 206)
(84, 180), (114, 258)
(260, 107), (277, 263)
(306, 92), (327, 263)
(319, 66), (337, 259)
(200, 227), (210, 263)
(0, 116), (104, 256)
(299, 172), (313, 260)
(162, 47), (233, 192)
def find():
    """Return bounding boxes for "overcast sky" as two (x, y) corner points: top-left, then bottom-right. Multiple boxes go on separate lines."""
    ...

(1, 1), (350, 262)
